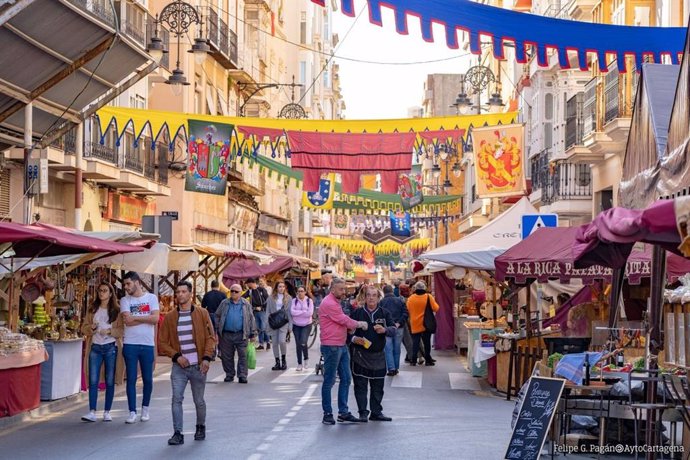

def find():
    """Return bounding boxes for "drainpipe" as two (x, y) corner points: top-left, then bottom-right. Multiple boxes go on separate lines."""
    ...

(23, 102), (32, 224)
(74, 122), (83, 230)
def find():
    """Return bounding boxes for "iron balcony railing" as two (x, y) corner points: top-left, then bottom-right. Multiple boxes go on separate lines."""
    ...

(50, 127), (77, 154)
(84, 140), (118, 164)
(65, 0), (115, 25)
(124, 151), (143, 173)
(583, 78), (597, 138)
(157, 143), (169, 186)
(542, 162), (593, 205)
(207, 7), (238, 68)
(530, 150), (550, 193)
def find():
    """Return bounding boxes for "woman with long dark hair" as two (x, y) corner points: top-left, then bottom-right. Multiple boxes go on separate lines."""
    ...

(267, 281), (292, 371)
(290, 286), (314, 371)
(81, 282), (124, 422)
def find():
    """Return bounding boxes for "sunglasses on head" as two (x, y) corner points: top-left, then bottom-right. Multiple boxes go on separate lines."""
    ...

(231, 290), (240, 293)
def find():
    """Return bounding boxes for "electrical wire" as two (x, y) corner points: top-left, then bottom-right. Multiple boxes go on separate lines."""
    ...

(211, 3), (473, 66)
(2, 0), (120, 222)
(298, 4), (365, 105)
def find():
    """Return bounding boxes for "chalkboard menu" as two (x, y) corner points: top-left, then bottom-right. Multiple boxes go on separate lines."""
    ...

(505, 376), (565, 460)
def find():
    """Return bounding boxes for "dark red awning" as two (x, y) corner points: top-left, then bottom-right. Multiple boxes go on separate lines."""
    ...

(495, 226), (690, 285)
(222, 256), (295, 281)
(0, 222), (144, 258)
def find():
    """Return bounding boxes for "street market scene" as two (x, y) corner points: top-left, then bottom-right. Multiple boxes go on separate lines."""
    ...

(3, 0), (690, 459)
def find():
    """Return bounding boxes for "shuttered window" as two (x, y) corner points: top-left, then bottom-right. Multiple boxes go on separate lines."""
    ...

(0, 169), (10, 220)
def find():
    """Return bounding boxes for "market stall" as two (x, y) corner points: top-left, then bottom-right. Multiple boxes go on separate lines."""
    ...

(0, 328), (46, 417)
(0, 222), (144, 412)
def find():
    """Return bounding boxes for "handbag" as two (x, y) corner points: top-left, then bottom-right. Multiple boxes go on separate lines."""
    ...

(423, 295), (437, 333)
(269, 307), (289, 329)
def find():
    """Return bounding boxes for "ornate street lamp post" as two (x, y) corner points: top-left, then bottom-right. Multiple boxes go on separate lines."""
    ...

(147, 0), (210, 92)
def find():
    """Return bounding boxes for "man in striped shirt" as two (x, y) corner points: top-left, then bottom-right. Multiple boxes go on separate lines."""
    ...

(160, 281), (216, 446)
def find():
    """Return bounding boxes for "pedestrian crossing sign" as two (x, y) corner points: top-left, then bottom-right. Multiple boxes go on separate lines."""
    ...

(521, 214), (558, 239)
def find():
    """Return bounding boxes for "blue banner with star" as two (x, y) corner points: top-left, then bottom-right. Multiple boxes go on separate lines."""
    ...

(390, 211), (411, 237)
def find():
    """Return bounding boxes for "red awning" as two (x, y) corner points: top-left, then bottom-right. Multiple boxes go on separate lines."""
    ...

(0, 222), (144, 258)
(223, 256), (295, 281)
(495, 226), (690, 285)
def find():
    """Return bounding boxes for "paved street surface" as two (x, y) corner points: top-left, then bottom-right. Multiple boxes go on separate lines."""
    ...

(0, 343), (515, 459)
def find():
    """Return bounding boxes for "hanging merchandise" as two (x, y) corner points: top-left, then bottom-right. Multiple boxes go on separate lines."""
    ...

(390, 211), (411, 237)
(185, 119), (232, 196)
(472, 124), (527, 198)
(287, 131), (416, 194)
(301, 173), (336, 210)
(313, 236), (430, 255)
(312, 0), (685, 72)
(362, 248), (377, 273)
(399, 173), (424, 210)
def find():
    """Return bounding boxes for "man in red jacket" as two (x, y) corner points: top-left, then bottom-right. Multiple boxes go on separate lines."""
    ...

(318, 278), (368, 425)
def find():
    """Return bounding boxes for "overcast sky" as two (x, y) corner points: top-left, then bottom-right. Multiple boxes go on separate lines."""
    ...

(331, 2), (474, 119)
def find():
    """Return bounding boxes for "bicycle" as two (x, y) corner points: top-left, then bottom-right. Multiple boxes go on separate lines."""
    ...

(307, 310), (319, 349)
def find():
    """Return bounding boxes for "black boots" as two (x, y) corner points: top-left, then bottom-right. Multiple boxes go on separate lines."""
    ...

(272, 357), (282, 371)
(281, 355), (287, 370)
(194, 424), (206, 441)
(168, 431), (184, 445)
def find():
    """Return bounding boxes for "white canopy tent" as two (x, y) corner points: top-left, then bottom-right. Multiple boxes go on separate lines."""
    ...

(419, 196), (538, 270)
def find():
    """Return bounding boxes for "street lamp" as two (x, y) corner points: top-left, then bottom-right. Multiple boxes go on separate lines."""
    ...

(452, 65), (504, 115)
(147, 0), (209, 91)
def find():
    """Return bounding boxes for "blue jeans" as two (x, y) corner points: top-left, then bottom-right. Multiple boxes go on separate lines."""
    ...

(171, 363), (206, 432)
(88, 342), (117, 411)
(320, 345), (352, 415)
(254, 311), (269, 344)
(385, 327), (404, 371)
(122, 344), (155, 413)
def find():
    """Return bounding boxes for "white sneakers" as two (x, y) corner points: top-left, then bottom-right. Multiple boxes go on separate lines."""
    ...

(140, 406), (150, 422)
(125, 411), (137, 424)
(296, 364), (303, 371)
(303, 360), (309, 371)
(103, 411), (112, 422)
(81, 411), (97, 422)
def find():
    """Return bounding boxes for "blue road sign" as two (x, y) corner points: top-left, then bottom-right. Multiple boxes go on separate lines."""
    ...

(521, 214), (558, 239)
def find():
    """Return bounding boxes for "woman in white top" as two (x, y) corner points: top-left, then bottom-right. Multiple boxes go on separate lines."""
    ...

(81, 282), (124, 422)
(267, 282), (292, 371)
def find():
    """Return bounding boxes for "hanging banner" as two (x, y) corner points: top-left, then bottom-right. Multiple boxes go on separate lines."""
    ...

(390, 211), (411, 237)
(330, 213), (352, 236)
(186, 119), (232, 195)
(361, 248), (377, 273)
(398, 173), (424, 210)
(472, 124), (526, 198)
(302, 173), (335, 210)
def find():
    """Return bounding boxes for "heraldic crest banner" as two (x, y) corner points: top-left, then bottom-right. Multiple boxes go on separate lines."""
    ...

(471, 124), (526, 198)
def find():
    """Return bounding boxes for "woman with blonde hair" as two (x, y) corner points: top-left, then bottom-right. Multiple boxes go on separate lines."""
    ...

(267, 281), (292, 371)
(81, 282), (124, 422)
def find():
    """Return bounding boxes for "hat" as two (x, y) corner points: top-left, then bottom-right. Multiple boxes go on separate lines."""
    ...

(414, 281), (427, 291)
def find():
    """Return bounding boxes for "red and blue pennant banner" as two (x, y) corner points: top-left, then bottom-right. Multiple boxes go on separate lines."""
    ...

(312, 0), (686, 72)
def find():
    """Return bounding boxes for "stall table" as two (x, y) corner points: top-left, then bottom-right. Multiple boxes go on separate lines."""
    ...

(0, 347), (47, 417)
(41, 339), (83, 401)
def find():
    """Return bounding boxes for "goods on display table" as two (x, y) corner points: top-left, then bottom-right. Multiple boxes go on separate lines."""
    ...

(0, 328), (47, 417)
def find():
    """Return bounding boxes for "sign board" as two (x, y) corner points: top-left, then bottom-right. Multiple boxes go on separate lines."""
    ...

(142, 215), (173, 245)
(521, 214), (558, 239)
(26, 158), (48, 194)
(505, 376), (565, 460)
(162, 211), (179, 221)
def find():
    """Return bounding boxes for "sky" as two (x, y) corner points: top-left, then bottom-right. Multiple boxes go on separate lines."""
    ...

(330, 1), (475, 119)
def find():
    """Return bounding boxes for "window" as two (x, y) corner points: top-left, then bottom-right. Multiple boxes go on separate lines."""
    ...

(323, 69), (330, 88)
(299, 61), (307, 99)
(544, 123), (553, 149)
(0, 169), (9, 219)
(300, 12), (307, 44)
(544, 93), (553, 120)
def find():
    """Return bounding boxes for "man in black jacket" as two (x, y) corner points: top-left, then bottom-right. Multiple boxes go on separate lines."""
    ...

(350, 286), (396, 422)
(243, 278), (270, 350)
(379, 284), (409, 376)
(201, 280), (226, 332)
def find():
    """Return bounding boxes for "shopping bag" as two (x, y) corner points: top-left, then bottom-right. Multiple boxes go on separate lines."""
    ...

(247, 342), (257, 370)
